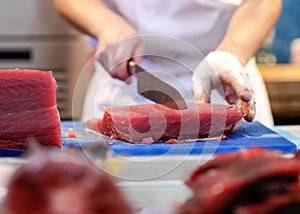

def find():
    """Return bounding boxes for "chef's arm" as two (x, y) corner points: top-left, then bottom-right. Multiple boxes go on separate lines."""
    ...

(54, 0), (140, 81)
(53, 0), (134, 40)
(217, 0), (282, 66)
(54, 0), (111, 38)
(195, 0), (281, 121)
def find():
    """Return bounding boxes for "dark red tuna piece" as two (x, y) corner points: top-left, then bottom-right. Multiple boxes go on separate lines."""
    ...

(0, 69), (61, 149)
(5, 149), (133, 214)
(0, 70), (57, 114)
(179, 148), (300, 214)
(0, 106), (61, 149)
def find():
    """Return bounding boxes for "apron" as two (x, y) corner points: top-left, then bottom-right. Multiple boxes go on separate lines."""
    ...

(82, 0), (274, 127)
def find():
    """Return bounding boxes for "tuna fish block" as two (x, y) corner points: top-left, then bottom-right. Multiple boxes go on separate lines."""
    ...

(88, 103), (243, 143)
(0, 70), (57, 114)
(0, 69), (61, 149)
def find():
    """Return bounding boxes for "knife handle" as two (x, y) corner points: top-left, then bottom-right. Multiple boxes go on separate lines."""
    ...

(127, 60), (136, 75)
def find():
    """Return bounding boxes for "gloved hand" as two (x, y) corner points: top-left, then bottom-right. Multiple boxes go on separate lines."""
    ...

(96, 13), (143, 83)
(192, 50), (256, 122)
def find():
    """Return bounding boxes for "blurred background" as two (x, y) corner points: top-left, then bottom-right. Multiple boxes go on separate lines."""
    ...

(0, 0), (91, 121)
(256, 0), (300, 125)
(0, 0), (299, 125)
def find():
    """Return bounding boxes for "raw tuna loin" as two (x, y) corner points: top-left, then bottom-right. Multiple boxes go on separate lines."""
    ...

(0, 69), (61, 149)
(5, 149), (133, 214)
(87, 103), (243, 143)
(178, 148), (300, 214)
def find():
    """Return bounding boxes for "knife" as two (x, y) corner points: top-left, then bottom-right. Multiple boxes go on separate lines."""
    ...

(128, 60), (188, 110)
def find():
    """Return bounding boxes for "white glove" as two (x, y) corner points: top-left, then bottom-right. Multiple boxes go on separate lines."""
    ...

(192, 50), (256, 122)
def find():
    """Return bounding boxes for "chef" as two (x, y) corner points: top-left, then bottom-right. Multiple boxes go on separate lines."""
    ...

(54, 0), (281, 127)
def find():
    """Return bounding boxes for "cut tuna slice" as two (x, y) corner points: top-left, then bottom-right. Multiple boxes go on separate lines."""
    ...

(88, 103), (243, 143)
(0, 69), (61, 149)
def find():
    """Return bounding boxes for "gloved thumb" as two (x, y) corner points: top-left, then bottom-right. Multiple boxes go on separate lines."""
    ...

(192, 59), (213, 103)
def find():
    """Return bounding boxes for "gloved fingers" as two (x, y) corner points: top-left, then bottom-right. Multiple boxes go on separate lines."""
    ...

(204, 50), (256, 121)
(217, 82), (239, 104)
(214, 77), (255, 121)
(225, 91), (237, 104)
(236, 93), (256, 122)
(205, 51), (252, 103)
(194, 90), (210, 103)
(192, 59), (213, 103)
(218, 70), (252, 103)
(192, 73), (211, 103)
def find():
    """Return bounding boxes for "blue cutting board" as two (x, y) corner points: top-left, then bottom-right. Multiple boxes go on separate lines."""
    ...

(61, 121), (297, 156)
(0, 121), (297, 157)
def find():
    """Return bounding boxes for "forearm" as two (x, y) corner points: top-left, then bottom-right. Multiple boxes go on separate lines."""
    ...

(53, 0), (124, 39)
(217, 0), (282, 66)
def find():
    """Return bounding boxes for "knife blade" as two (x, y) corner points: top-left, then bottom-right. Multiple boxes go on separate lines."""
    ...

(128, 60), (188, 110)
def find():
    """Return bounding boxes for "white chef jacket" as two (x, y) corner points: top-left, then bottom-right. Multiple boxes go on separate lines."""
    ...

(82, 0), (274, 127)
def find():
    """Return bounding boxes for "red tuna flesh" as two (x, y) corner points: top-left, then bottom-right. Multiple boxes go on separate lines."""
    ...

(179, 148), (300, 214)
(0, 70), (57, 114)
(5, 149), (133, 214)
(88, 103), (243, 142)
(0, 69), (61, 149)
(0, 106), (61, 149)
